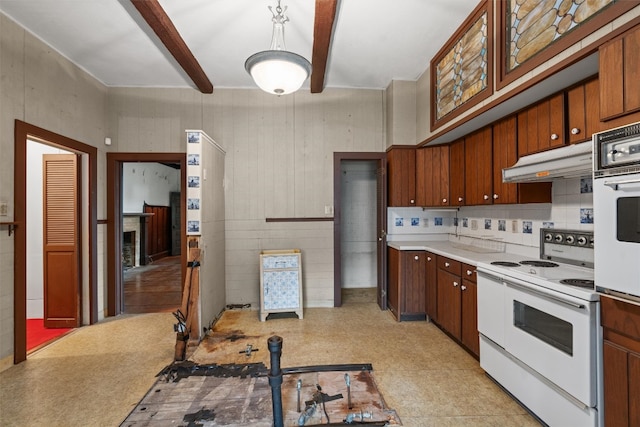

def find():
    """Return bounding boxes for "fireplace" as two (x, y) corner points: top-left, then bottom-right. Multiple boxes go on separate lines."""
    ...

(122, 231), (136, 269)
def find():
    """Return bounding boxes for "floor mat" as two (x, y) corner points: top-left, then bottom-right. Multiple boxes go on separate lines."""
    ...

(26, 318), (73, 352)
(121, 362), (401, 426)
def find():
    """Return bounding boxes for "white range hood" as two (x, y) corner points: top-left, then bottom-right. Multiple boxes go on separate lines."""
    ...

(502, 141), (593, 183)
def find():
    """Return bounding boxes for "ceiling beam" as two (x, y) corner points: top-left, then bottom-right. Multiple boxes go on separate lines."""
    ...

(130, 0), (213, 94)
(311, 0), (338, 94)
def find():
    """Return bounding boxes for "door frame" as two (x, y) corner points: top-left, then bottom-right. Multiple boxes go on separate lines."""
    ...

(106, 153), (187, 316)
(13, 120), (98, 364)
(333, 152), (387, 308)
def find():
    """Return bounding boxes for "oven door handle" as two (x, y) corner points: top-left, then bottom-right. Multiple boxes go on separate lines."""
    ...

(504, 278), (586, 310)
(604, 177), (640, 190)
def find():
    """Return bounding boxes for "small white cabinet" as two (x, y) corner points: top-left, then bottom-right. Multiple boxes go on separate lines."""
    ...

(259, 249), (303, 321)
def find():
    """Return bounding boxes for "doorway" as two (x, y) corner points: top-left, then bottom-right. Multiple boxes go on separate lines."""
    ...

(333, 153), (387, 308)
(106, 153), (187, 316)
(121, 162), (182, 313)
(26, 143), (78, 352)
(13, 120), (98, 364)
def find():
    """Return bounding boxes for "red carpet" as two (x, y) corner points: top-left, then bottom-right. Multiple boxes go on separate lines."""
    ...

(27, 318), (73, 352)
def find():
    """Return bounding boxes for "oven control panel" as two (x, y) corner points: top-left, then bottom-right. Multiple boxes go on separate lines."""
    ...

(542, 230), (594, 247)
(540, 228), (594, 268)
(594, 121), (640, 176)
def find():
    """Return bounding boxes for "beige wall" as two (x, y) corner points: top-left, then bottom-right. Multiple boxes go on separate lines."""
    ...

(1, 10), (387, 364)
(0, 14), (108, 366)
(108, 87), (385, 309)
(198, 133), (226, 334)
(385, 80), (416, 149)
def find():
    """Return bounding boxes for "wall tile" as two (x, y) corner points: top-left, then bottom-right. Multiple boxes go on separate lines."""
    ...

(388, 178), (593, 250)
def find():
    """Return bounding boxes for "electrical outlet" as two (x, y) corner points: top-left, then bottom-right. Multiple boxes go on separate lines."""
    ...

(324, 205), (334, 215)
(471, 219), (478, 230)
(0, 201), (7, 216)
(511, 220), (518, 233)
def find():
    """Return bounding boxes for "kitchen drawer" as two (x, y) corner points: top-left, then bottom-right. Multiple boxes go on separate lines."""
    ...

(437, 256), (461, 276)
(462, 263), (477, 282)
(601, 296), (640, 342)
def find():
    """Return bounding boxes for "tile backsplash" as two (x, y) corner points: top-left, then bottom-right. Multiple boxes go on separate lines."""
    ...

(388, 177), (593, 249)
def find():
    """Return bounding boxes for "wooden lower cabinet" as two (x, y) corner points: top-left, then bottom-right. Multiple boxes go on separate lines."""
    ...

(461, 264), (478, 356)
(435, 257), (478, 357)
(601, 296), (640, 426)
(425, 252), (437, 322)
(437, 268), (461, 337)
(387, 248), (426, 321)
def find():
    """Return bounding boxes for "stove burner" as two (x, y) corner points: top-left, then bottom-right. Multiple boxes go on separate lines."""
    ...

(519, 260), (559, 268)
(491, 261), (520, 267)
(560, 278), (595, 289)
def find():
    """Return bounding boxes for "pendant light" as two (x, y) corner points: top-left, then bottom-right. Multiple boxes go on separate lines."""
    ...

(245, 1), (312, 95)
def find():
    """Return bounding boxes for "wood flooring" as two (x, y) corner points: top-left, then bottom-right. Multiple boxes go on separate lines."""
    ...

(123, 255), (182, 314)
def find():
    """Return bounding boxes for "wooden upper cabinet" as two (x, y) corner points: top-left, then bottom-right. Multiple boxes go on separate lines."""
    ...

(492, 116), (518, 204)
(416, 145), (450, 207)
(517, 93), (565, 156)
(387, 146), (416, 207)
(600, 24), (640, 121)
(493, 116), (552, 205)
(464, 127), (493, 206)
(416, 148), (427, 207)
(449, 139), (465, 206)
(567, 78), (603, 144)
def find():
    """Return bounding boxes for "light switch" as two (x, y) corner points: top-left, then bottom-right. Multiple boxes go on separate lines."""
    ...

(0, 201), (7, 216)
(511, 220), (518, 233)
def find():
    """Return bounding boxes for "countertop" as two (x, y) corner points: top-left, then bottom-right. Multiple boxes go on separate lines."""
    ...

(387, 240), (533, 266)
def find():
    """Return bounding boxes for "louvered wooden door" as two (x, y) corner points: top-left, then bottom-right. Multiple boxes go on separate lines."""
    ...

(43, 154), (80, 328)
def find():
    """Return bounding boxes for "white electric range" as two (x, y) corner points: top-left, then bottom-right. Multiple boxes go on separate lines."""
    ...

(476, 229), (602, 427)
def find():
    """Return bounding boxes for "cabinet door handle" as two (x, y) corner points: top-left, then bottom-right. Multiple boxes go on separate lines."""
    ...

(427, 257), (432, 261)
(458, 197), (463, 202)
(453, 281), (459, 287)
(442, 198), (447, 203)
(414, 255), (419, 261)
(551, 133), (559, 140)
(466, 269), (473, 276)
(571, 127), (580, 135)
(461, 285), (467, 291)
(444, 262), (450, 267)
(410, 199), (415, 204)
(483, 194), (489, 200)
(493, 194), (499, 200)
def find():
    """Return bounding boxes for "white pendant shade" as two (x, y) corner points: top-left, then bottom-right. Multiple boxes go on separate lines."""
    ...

(245, 50), (311, 95)
(245, 1), (311, 96)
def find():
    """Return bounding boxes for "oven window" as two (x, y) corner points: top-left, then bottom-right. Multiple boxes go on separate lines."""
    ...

(617, 197), (640, 243)
(513, 301), (573, 356)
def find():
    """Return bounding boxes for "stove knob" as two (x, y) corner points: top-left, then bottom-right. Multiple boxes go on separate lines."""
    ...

(566, 235), (575, 244)
(577, 236), (587, 246)
(554, 234), (563, 243)
(545, 233), (553, 242)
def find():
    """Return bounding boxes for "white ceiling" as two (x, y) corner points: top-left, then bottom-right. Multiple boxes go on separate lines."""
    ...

(0, 0), (479, 92)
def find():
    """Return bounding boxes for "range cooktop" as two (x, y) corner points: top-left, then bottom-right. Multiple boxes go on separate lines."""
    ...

(478, 229), (597, 301)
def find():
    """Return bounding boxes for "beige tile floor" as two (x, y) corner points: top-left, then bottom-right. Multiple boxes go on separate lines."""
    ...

(0, 289), (541, 426)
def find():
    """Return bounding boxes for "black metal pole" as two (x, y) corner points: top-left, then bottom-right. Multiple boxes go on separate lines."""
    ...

(268, 335), (284, 427)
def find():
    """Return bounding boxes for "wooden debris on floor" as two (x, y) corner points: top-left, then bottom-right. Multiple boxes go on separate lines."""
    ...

(174, 247), (201, 361)
(121, 364), (401, 426)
